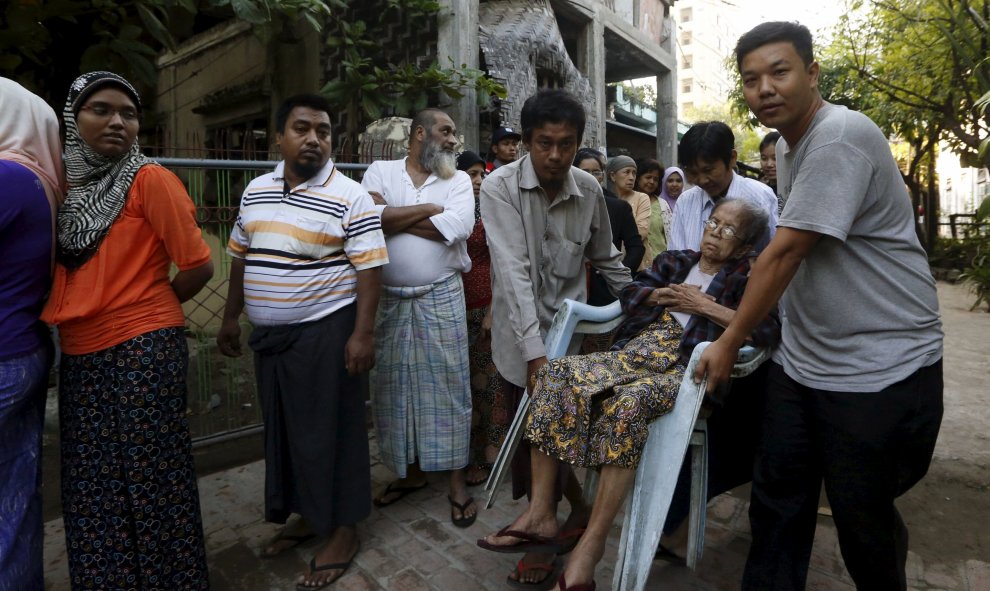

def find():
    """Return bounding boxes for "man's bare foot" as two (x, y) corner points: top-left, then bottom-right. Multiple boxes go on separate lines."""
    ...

(449, 469), (477, 526)
(295, 526), (358, 589)
(262, 518), (315, 558)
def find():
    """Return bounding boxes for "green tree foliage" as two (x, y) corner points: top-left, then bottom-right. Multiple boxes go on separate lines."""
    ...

(0, 0), (333, 103)
(726, 1), (990, 248)
(833, 0), (989, 169)
(830, 0), (989, 247)
(320, 0), (506, 147)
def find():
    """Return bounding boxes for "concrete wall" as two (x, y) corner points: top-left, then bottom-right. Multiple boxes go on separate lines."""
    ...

(157, 22), (267, 156)
(157, 20), (322, 158)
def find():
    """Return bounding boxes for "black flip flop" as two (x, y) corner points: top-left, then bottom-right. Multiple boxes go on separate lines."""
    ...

(506, 556), (564, 590)
(373, 480), (428, 507)
(295, 553), (356, 591)
(448, 495), (478, 528)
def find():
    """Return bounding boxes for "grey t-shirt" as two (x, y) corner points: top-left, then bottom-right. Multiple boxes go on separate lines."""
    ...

(773, 102), (942, 392)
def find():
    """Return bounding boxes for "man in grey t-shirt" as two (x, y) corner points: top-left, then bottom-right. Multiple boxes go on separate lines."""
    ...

(698, 22), (944, 590)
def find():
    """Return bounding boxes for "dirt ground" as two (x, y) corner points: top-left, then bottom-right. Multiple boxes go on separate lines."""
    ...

(892, 280), (989, 566)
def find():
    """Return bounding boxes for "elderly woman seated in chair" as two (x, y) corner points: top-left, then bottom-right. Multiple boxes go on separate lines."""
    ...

(478, 198), (781, 591)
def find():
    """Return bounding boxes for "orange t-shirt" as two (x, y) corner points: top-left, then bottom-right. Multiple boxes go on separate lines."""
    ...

(41, 165), (212, 355)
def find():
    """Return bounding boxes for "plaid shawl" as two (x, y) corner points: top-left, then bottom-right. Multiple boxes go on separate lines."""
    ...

(612, 250), (781, 361)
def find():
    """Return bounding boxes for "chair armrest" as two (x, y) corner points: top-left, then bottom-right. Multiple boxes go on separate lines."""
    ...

(731, 345), (771, 377)
(544, 299), (624, 359)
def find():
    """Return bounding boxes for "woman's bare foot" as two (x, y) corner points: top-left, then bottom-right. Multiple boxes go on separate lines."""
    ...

(480, 508), (559, 549)
(557, 545), (598, 590)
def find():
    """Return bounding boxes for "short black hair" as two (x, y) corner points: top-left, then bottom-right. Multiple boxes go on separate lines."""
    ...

(636, 157), (663, 178)
(678, 121), (735, 168)
(735, 21), (815, 70)
(520, 90), (586, 145)
(574, 147), (605, 168)
(410, 108), (447, 138)
(276, 94), (332, 133)
(760, 131), (781, 152)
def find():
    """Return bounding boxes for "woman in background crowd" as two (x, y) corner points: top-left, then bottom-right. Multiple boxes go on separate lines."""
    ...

(0, 76), (64, 590)
(634, 157), (662, 199)
(637, 157), (673, 266)
(574, 148), (643, 307)
(42, 71), (214, 590)
(759, 131), (784, 214)
(457, 150), (508, 487)
(606, 155), (652, 271)
(659, 166), (685, 212)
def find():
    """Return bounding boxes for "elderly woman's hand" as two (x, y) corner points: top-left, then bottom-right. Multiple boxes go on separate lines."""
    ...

(650, 283), (715, 313)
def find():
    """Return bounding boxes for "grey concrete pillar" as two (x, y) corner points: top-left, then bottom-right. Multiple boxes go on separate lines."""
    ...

(655, 16), (677, 167)
(577, 16), (607, 150)
(437, 0), (480, 152)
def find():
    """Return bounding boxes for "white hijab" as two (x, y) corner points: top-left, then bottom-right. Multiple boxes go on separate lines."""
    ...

(0, 77), (64, 207)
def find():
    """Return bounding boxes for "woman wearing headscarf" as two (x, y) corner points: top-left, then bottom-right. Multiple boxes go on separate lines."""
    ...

(456, 150), (508, 490)
(0, 77), (64, 590)
(41, 71), (214, 589)
(659, 166), (686, 212)
(606, 155), (652, 272)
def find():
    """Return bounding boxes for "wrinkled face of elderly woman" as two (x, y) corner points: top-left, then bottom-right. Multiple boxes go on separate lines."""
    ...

(700, 200), (754, 263)
(76, 87), (139, 158)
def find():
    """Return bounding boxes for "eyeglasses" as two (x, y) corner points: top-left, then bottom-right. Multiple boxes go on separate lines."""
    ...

(79, 104), (139, 122)
(583, 169), (605, 179)
(703, 218), (742, 240)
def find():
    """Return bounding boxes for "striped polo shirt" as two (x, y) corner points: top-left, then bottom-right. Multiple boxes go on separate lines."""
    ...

(227, 159), (388, 326)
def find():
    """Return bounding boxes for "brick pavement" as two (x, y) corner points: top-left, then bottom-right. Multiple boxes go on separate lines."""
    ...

(42, 432), (988, 590)
(42, 282), (989, 590)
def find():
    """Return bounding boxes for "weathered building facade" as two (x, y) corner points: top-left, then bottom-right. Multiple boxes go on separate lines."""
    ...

(155, 0), (678, 163)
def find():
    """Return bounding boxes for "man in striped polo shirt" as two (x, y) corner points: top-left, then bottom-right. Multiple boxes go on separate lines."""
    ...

(361, 108), (478, 528)
(217, 94), (387, 589)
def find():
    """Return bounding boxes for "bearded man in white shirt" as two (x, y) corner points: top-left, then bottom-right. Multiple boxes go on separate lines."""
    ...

(361, 109), (479, 527)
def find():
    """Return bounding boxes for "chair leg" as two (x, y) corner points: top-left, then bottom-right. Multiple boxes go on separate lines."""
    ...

(582, 468), (600, 507)
(485, 391), (531, 508)
(686, 424), (708, 570)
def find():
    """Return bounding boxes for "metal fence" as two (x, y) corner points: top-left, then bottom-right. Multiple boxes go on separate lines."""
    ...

(159, 158), (370, 447)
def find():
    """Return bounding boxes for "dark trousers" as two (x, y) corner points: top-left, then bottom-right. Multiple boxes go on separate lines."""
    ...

(743, 360), (943, 591)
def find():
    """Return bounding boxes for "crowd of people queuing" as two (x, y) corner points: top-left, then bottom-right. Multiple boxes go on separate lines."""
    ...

(0, 20), (942, 591)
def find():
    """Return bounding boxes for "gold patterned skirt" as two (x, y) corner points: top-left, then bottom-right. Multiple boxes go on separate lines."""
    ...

(525, 310), (685, 470)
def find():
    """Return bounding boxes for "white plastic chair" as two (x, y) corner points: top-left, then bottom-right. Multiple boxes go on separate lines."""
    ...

(483, 298), (769, 591)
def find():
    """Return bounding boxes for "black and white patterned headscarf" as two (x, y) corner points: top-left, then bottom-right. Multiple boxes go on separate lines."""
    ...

(57, 71), (151, 269)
